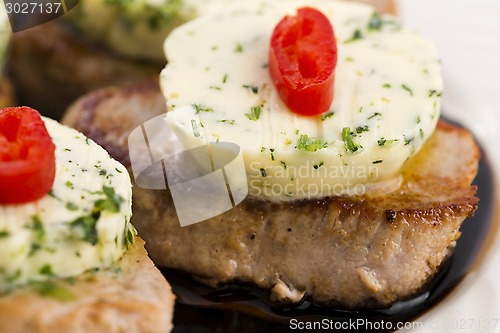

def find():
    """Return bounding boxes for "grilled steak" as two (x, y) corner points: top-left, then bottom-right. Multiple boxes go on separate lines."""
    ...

(5, 21), (161, 119)
(63, 80), (479, 309)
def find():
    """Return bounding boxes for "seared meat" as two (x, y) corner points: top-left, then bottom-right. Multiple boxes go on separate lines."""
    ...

(63, 80), (479, 309)
(0, 238), (175, 333)
(5, 21), (161, 119)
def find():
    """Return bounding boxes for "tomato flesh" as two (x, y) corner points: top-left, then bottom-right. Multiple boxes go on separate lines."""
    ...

(0, 107), (56, 204)
(269, 7), (337, 116)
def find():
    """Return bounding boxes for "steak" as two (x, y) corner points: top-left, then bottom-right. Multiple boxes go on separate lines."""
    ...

(62, 80), (479, 309)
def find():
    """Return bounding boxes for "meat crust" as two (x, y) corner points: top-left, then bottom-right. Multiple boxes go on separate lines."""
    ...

(62, 80), (479, 309)
(0, 238), (175, 333)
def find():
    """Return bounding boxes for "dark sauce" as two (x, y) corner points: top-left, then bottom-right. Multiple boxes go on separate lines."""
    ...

(164, 143), (496, 333)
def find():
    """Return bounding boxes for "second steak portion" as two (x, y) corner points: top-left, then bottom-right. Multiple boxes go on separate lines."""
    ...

(63, 80), (479, 309)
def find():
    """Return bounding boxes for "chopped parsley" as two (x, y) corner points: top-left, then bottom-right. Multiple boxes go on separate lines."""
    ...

(373, 160), (383, 164)
(217, 119), (235, 124)
(31, 281), (77, 302)
(242, 84), (259, 94)
(356, 125), (369, 134)
(65, 202), (79, 211)
(70, 186), (123, 245)
(0, 230), (10, 239)
(368, 112), (382, 120)
(345, 29), (363, 43)
(260, 168), (267, 177)
(428, 89), (442, 97)
(234, 42), (244, 53)
(382, 83), (392, 88)
(321, 111), (335, 121)
(245, 105), (262, 121)
(39, 264), (54, 276)
(192, 103), (213, 114)
(296, 134), (328, 152)
(342, 127), (361, 153)
(401, 84), (414, 96)
(378, 138), (399, 146)
(367, 12), (383, 30)
(313, 162), (324, 169)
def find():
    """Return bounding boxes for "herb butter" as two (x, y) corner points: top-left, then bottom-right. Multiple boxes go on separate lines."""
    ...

(161, 0), (443, 200)
(0, 118), (134, 292)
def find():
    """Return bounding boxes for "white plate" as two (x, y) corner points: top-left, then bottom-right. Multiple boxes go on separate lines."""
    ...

(398, 1), (500, 332)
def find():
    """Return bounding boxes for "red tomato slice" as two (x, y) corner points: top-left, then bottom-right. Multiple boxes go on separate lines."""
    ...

(269, 7), (337, 116)
(0, 107), (56, 204)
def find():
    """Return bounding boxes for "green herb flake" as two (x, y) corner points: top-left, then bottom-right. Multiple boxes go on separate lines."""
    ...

(222, 74), (228, 84)
(209, 86), (222, 91)
(0, 230), (10, 239)
(401, 84), (414, 96)
(192, 103), (213, 114)
(378, 138), (399, 147)
(280, 161), (287, 169)
(342, 127), (361, 153)
(234, 42), (243, 53)
(115, 167), (123, 174)
(313, 162), (324, 170)
(30, 215), (45, 241)
(260, 147), (266, 153)
(126, 228), (134, 245)
(95, 186), (121, 213)
(260, 168), (267, 177)
(321, 111), (335, 121)
(65, 181), (74, 190)
(356, 125), (369, 134)
(217, 119), (235, 125)
(32, 281), (77, 302)
(296, 134), (328, 152)
(245, 105), (262, 121)
(373, 160), (383, 164)
(39, 264), (53, 276)
(65, 202), (79, 211)
(420, 129), (424, 139)
(242, 84), (259, 94)
(428, 89), (442, 98)
(367, 12), (383, 30)
(368, 112), (382, 120)
(382, 83), (392, 88)
(345, 29), (363, 43)
(71, 215), (99, 245)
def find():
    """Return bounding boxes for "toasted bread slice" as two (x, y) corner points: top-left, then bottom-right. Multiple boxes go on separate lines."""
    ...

(0, 238), (175, 333)
(62, 80), (479, 309)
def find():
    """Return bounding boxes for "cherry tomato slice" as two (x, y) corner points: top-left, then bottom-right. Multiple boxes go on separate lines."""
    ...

(269, 7), (337, 116)
(0, 107), (56, 204)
